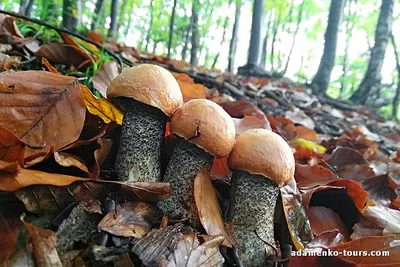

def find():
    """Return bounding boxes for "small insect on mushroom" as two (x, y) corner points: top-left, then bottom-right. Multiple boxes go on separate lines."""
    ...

(107, 64), (183, 182)
(225, 129), (295, 266)
(157, 99), (235, 225)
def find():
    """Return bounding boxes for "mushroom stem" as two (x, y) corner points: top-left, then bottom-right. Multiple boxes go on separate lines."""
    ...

(114, 99), (167, 182)
(158, 138), (213, 223)
(226, 170), (279, 266)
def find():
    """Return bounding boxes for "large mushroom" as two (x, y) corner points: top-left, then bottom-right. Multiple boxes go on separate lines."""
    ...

(107, 64), (183, 182)
(157, 99), (235, 224)
(225, 129), (295, 266)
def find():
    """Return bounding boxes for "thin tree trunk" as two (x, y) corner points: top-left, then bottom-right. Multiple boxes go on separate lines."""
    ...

(270, 14), (281, 72)
(261, 12), (274, 68)
(350, 0), (395, 104)
(190, 0), (200, 65)
(145, 0), (155, 52)
(19, 0), (35, 16)
(247, 0), (265, 65)
(211, 0), (232, 69)
(168, 0), (178, 59)
(153, 41), (159, 54)
(63, 0), (78, 32)
(391, 34), (400, 120)
(91, 0), (106, 31)
(227, 0), (241, 72)
(108, 0), (119, 39)
(282, 0), (305, 75)
(310, 0), (345, 95)
(181, 15), (194, 61)
(77, 0), (83, 26)
(117, 0), (129, 33)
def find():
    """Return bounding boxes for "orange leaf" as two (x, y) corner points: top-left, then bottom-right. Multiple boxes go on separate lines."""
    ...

(41, 57), (58, 73)
(0, 71), (86, 166)
(295, 164), (338, 188)
(0, 125), (25, 166)
(233, 116), (267, 136)
(87, 31), (104, 44)
(210, 157), (232, 179)
(194, 169), (232, 247)
(296, 126), (318, 141)
(328, 179), (369, 212)
(177, 80), (208, 100)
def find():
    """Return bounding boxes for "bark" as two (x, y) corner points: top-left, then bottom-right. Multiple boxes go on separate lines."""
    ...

(190, 0), (200, 65)
(282, 0), (305, 75)
(211, 0), (233, 69)
(310, 0), (345, 95)
(167, 0), (178, 59)
(350, 0), (395, 104)
(145, 0), (155, 52)
(261, 12), (274, 68)
(19, 0), (35, 16)
(391, 34), (400, 120)
(227, 0), (241, 72)
(247, 0), (265, 65)
(63, 0), (78, 32)
(181, 15), (194, 61)
(108, 0), (119, 39)
(270, 14), (281, 71)
(91, 0), (106, 31)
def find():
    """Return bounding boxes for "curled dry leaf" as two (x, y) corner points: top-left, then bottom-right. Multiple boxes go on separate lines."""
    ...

(87, 31), (104, 44)
(294, 164), (338, 189)
(0, 125), (25, 165)
(54, 151), (90, 174)
(99, 202), (162, 238)
(92, 61), (119, 98)
(232, 115), (267, 136)
(91, 138), (113, 179)
(0, 14), (24, 38)
(177, 80), (208, 100)
(295, 126), (318, 141)
(194, 169), (233, 247)
(0, 52), (20, 71)
(327, 147), (368, 170)
(337, 163), (376, 182)
(307, 230), (345, 249)
(23, 221), (62, 267)
(81, 84), (123, 125)
(362, 204), (400, 235)
(0, 71), (86, 166)
(362, 173), (396, 206)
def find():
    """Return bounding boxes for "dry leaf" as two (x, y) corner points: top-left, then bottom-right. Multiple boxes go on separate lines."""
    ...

(91, 138), (113, 178)
(307, 230), (345, 249)
(0, 203), (23, 264)
(295, 126), (318, 141)
(327, 147), (369, 170)
(232, 116), (267, 136)
(0, 71), (86, 165)
(194, 169), (232, 247)
(81, 84), (123, 125)
(294, 164), (338, 189)
(23, 221), (62, 267)
(362, 204), (400, 235)
(177, 80), (208, 100)
(0, 53), (20, 71)
(92, 61), (119, 98)
(54, 151), (90, 174)
(87, 31), (104, 44)
(0, 125), (25, 165)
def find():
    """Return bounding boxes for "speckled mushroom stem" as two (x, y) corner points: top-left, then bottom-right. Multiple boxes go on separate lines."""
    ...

(157, 138), (213, 223)
(225, 170), (280, 266)
(114, 99), (167, 182)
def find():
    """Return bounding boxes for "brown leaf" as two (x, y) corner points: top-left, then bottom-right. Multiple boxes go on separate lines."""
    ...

(35, 43), (92, 69)
(0, 15), (24, 38)
(194, 169), (232, 247)
(161, 233), (225, 267)
(54, 151), (89, 174)
(0, 71), (86, 166)
(23, 221), (62, 267)
(327, 147), (368, 170)
(307, 206), (350, 241)
(363, 173), (396, 206)
(362, 204), (400, 235)
(92, 61), (119, 98)
(0, 160), (88, 191)
(0, 52), (20, 71)
(87, 31), (104, 44)
(232, 115), (267, 136)
(99, 202), (162, 238)
(307, 230), (345, 249)
(295, 164), (338, 189)
(219, 100), (271, 130)
(0, 125), (25, 165)
(91, 138), (113, 178)
(337, 164), (376, 182)
(328, 179), (369, 212)
(295, 126), (318, 141)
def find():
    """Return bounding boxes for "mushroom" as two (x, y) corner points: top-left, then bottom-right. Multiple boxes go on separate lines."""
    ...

(157, 99), (235, 224)
(107, 64), (183, 182)
(225, 129), (295, 266)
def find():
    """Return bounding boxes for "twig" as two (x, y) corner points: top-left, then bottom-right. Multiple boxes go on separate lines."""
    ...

(0, 10), (124, 71)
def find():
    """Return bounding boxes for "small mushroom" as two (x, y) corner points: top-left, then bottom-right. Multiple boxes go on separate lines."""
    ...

(158, 99), (235, 224)
(107, 64), (183, 182)
(225, 129), (295, 266)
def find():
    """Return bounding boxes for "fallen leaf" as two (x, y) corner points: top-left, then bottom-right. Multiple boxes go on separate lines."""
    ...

(0, 125), (25, 165)
(177, 80), (208, 100)
(291, 138), (327, 154)
(87, 31), (104, 44)
(232, 115), (267, 136)
(0, 71), (86, 165)
(81, 84), (123, 125)
(307, 206), (350, 241)
(294, 164), (337, 189)
(362, 173), (396, 206)
(54, 151), (90, 174)
(99, 202), (162, 238)
(285, 107), (315, 129)
(41, 58), (58, 73)
(327, 179), (369, 212)
(59, 32), (99, 60)
(23, 221), (62, 267)
(92, 61), (119, 98)
(337, 164), (376, 182)
(295, 126), (318, 141)
(327, 147), (368, 170)
(0, 14), (24, 38)
(0, 52), (20, 71)
(307, 230), (345, 249)
(362, 204), (400, 235)
(90, 138), (113, 178)
(194, 169), (232, 247)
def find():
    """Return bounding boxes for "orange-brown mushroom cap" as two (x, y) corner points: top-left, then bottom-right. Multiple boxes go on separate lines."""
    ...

(106, 64), (183, 117)
(228, 129), (295, 187)
(171, 99), (235, 158)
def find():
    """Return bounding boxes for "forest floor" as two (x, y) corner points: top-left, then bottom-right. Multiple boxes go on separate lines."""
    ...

(0, 11), (400, 267)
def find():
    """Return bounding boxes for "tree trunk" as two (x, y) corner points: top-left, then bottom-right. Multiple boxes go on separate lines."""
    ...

(181, 15), (194, 61)
(211, 0), (232, 69)
(391, 34), (400, 120)
(108, 0), (119, 39)
(247, 0), (265, 65)
(350, 0), (395, 104)
(117, 0), (129, 34)
(77, 0), (83, 26)
(227, 0), (241, 72)
(167, 0), (178, 59)
(261, 12), (274, 69)
(19, 0), (35, 16)
(282, 0), (305, 75)
(63, 0), (78, 32)
(145, 0), (155, 52)
(310, 0), (345, 95)
(270, 14), (281, 72)
(190, 0), (200, 65)
(91, 0), (106, 31)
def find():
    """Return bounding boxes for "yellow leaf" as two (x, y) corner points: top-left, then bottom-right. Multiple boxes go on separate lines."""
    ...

(81, 84), (123, 125)
(291, 138), (326, 154)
